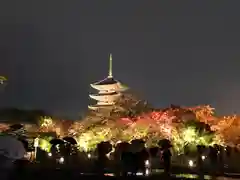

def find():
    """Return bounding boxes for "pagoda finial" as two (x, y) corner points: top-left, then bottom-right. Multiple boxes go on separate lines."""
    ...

(108, 53), (113, 78)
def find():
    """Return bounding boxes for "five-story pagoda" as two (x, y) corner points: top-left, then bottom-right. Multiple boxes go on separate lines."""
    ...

(88, 54), (128, 110)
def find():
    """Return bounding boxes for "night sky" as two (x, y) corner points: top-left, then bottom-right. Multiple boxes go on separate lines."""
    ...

(1, 1), (240, 119)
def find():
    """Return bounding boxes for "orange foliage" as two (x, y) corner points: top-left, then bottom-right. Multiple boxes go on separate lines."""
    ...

(0, 123), (10, 132)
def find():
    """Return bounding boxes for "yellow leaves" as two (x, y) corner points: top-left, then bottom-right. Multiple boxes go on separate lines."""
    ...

(76, 127), (113, 151)
(213, 115), (236, 131)
(35, 102), (240, 151)
(38, 116), (57, 133)
(191, 105), (215, 122)
(38, 138), (52, 152)
(0, 76), (7, 80)
(40, 116), (53, 127)
(0, 76), (7, 84)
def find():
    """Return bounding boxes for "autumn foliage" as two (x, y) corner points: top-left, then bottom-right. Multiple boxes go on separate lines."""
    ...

(68, 94), (237, 151)
(0, 93), (239, 151)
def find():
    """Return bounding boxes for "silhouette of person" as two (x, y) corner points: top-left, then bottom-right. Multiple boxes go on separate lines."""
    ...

(209, 146), (218, 176)
(96, 143), (104, 175)
(136, 147), (149, 175)
(197, 145), (204, 180)
(162, 147), (172, 175)
(226, 146), (231, 157)
(121, 143), (133, 176)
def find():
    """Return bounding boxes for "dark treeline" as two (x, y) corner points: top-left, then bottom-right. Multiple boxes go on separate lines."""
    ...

(0, 108), (50, 124)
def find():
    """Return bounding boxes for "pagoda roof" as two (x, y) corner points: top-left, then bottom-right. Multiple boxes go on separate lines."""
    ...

(93, 77), (119, 86)
(89, 92), (120, 102)
(92, 91), (119, 96)
(88, 104), (115, 110)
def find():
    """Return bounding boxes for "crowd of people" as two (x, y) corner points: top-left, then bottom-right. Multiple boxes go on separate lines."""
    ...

(0, 134), (236, 179)
(95, 140), (172, 176)
(195, 144), (232, 178)
(94, 141), (232, 177)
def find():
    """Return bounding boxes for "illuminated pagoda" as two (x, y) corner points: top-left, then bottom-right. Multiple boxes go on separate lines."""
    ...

(88, 54), (128, 110)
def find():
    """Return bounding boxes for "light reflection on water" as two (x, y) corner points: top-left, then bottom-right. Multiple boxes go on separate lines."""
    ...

(175, 174), (210, 179)
(103, 171), (239, 180)
(175, 174), (238, 180)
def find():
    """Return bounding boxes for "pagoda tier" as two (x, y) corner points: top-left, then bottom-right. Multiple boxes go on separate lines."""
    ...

(88, 54), (128, 110)
(96, 101), (115, 105)
(89, 92), (121, 102)
(88, 104), (115, 110)
(90, 77), (127, 92)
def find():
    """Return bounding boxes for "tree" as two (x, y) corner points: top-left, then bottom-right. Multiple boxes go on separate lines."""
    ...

(0, 76), (7, 92)
(0, 123), (9, 132)
(214, 115), (240, 146)
(189, 105), (216, 124)
(114, 92), (152, 117)
(73, 92), (152, 135)
(72, 99), (232, 152)
(172, 119), (216, 153)
(38, 116), (56, 132)
(0, 76), (7, 84)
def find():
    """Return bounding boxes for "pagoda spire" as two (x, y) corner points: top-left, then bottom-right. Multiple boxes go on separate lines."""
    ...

(88, 54), (128, 110)
(108, 53), (113, 78)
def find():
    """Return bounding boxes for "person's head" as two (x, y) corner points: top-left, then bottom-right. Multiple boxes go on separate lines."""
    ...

(197, 145), (203, 153)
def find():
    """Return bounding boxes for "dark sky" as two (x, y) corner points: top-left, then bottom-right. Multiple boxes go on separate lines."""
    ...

(1, 1), (240, 119)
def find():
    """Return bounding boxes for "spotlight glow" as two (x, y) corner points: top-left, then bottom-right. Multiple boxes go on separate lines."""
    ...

(188, 160), (194, 167)
(145, 160), (150, 167)
(59, 157), (64, 164)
